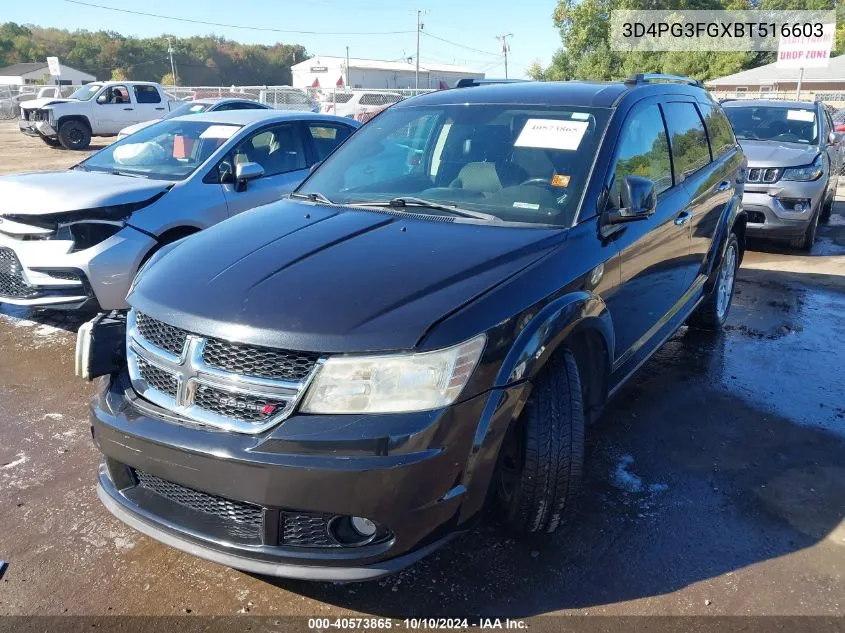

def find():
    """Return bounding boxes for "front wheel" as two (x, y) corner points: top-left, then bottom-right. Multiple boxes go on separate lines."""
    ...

(40, 136), (61, 147)
(493, 348), (585, 534)
(688, 232), (739, 331)
(57, 120), (91, 150)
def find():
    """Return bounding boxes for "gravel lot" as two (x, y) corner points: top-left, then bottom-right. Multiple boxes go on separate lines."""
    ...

(1, 120), (845, 622)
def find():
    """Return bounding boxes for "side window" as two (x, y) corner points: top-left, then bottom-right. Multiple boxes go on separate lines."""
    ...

(699, 104), (736, 159)
(102, 85), (130, 104)
(134, 85), (162, 104)
(234, 124), (307, 176)
(611, 104), (673, 206)
(663, 102), (712, 183)
(308, 124), (353, 161)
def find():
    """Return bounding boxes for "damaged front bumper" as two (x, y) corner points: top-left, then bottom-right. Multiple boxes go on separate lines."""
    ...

(19, 118), (57, 139)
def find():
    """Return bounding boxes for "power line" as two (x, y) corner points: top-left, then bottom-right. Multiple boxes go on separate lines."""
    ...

(61, 0), (416, 35)
(420, 31), (501, 58)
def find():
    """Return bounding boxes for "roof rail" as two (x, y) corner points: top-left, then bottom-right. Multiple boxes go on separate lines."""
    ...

(624, 73), (704, 88)
(455, 78), (530, 88)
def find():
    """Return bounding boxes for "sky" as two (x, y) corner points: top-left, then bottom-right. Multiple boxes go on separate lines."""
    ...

(4, 0), (564, 79)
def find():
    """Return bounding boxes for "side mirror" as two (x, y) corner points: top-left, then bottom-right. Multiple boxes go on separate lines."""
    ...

(96, 94), (107, 104)
(604, 176), (656, 225)
(234, 161), (264, 192)
(829, 131), (844, 145)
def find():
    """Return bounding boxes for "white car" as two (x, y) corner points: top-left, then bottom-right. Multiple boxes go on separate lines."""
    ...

(320, 90), (403, 118)
(0, 110), (359, 310)
(118, 98), (273, 140)
(19, 81), (178, 150)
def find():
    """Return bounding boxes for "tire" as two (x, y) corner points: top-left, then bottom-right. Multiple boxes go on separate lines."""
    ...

(57, 120), (91, 150)
(40, 136), (61, 148)
(493, 348), (585, 534)
(790, 208), (819, 251)
(820, 186), (834, 223)
(688, 232), (739, 331)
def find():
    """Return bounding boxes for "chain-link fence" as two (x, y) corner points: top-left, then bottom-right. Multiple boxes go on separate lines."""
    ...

(0, 84), (83, 120)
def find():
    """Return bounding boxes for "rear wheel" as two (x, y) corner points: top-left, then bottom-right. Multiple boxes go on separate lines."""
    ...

(493, 348), (585, 534)
(57, 120), (91, 150)
(688, 232), (739, 331)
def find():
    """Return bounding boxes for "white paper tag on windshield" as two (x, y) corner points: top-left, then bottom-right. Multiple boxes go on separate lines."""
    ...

(515, 119), (589, 151)
(787, 110), (815, 122)
(199, 124), (240, 139)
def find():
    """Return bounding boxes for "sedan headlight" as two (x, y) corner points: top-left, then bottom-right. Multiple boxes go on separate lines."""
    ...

(781, 155), (823, 181)
(301, 334), (486, 414)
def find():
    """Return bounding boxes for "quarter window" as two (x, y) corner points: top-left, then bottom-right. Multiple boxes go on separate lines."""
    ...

(698, 105), (736, 159)
(663, 102), (712, 182)
(611, 104), (673, 205)
(234, 124), (306, 176)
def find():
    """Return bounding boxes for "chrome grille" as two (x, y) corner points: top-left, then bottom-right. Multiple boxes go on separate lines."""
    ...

(136, 312), (188, 357)
(202, 339), (319, 381)
(127, 310), (321, 434)
(193, 384), (288, 423)
(746, 167), (780, 183)
(0, 247), (37, 299)
(135, 470), (263, 539)
(282, 514), (338, 547)
(136, 357), (178, 398)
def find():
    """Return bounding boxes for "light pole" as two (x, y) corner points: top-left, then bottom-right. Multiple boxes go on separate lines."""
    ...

(167, 37), (177, 87)
(415, 10), (428, 90)
(496, 33), (513, 79)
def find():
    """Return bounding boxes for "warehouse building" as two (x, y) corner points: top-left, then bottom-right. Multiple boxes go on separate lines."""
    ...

(292, 56), (483, 90)
(0, 62), (96, 87)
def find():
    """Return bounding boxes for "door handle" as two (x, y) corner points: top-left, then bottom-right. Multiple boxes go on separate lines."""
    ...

(123, 107), (134, 111)
(717, 180), (732, 192)
(674, 210), (693, 226)
(155, 107), (165, 110)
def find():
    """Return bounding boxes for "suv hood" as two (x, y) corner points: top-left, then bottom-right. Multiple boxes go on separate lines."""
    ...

(738, 139), (819, 168)
(130, 199), (566, 352)
(0, 171), (171, 216)
(20, 98), (75, 110)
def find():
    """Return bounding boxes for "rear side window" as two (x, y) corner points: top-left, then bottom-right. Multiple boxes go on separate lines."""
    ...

(308, 124), (353, 160)
(663, 102), (712, 182)
(134, 85), (162, 104)
(611, 103), (673, 204)
(699, 105), (736, 159)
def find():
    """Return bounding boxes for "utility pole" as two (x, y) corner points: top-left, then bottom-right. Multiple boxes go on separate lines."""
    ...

(167, 37), (177, 87)
(415, 10), (427, 90)
(346, 46), (350, 87)
(496, 33), (513, 79)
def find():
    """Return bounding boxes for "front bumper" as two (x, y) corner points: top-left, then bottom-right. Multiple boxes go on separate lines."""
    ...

(18, 118), (57, 138)
(741, 176), (827, 240)
(91, 373), (521, 580)
(0, 226), (156, 310)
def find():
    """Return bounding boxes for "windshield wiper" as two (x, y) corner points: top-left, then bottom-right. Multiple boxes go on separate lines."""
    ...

(289, 191), (334, 204)
(353, 197), (500, 222)
(108, 169), (148, 178)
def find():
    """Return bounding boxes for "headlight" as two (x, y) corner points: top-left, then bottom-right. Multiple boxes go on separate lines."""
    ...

(55, 221), (124, 252)
(781, 155), (823, 181)
(300, 334), (486, 414)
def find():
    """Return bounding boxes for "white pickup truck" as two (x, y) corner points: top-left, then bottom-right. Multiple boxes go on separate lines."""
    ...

(19, 81), (177, 150)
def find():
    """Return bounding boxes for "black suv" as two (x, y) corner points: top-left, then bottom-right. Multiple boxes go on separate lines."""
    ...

(82, 74), (746, 581)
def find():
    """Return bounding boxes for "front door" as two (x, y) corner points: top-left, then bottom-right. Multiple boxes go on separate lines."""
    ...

(220, 122), (311, 215)
(602, 101), (693, 371)
(94, 85), (137, 134)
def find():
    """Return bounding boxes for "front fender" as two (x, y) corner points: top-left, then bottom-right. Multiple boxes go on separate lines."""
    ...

(494, 290), (614, 388)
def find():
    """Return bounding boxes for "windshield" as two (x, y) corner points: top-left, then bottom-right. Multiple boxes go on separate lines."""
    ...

(725, 106), (818, 144)
(69, 84), (103, 101)
(80, 119), (241, 180)
(163, 101), (213, 120)
(299, 103), (611, 226)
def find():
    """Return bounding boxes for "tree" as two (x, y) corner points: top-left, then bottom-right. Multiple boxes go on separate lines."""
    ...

(110, 68), (127, 81)
(160, 72), (176, 87)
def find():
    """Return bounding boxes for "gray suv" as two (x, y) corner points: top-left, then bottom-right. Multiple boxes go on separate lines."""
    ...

(723, 99), (842, 250)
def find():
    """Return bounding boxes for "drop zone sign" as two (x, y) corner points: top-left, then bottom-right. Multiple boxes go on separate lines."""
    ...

(777, 23), (836, 68)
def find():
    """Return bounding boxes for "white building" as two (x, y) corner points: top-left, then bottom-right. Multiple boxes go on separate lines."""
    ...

(0, 62), (96, 87)
(292, 56), (483, 90)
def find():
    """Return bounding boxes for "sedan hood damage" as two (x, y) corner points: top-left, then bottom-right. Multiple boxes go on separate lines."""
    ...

(0, 171), (172, 218)
(130, 199), (566, 352)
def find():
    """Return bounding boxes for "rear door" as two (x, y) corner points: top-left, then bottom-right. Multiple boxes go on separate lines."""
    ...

(602, 99), (693, 366)
(132, 85), (167, 121)
(663, 101), (725, 287)
(219, 122), (311, 215)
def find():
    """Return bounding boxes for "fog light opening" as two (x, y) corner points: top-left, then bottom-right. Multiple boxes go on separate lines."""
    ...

(329, 515), (382, 546)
